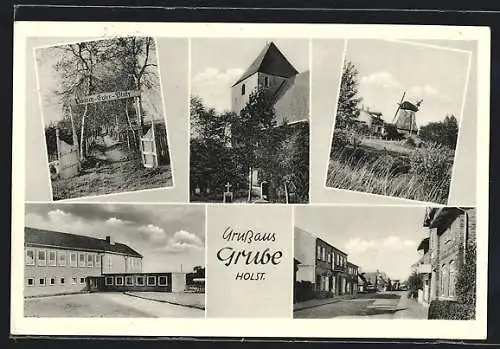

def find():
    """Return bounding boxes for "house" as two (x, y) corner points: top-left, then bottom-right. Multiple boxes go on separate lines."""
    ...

(355, 106), (386, 136)
(346, 262), (359, 295)
(24, 227), (185, 297)
(230, 42), (310, 198)
(363, 270), (391, 291)
(415, 207), (476, 305)
(294, 226), (356, 301)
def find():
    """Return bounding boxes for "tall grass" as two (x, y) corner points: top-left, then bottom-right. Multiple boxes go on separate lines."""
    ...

(326, 143), (453, 204)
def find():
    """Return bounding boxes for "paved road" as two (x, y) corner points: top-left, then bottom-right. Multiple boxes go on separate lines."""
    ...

(295, 291), (425, 319)
(25, 292), (204, 318)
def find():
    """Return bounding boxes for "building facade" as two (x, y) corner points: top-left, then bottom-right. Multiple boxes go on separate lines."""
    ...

(230, 41), (309, 126)
(294, 226), (357, 300)
(415, 207), (476, 305)
(24, 227), (186, 297)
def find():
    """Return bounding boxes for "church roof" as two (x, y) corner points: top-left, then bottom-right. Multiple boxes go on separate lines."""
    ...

(273, 70), (310, 124)
(232, 41), (299, 87)
(25, 227), (143, 258)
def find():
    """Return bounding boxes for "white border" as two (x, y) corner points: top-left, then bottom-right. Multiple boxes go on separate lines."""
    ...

(12, 22), (490, 340)
(323, 38), (473, 206)
(32, 35), (175, 202)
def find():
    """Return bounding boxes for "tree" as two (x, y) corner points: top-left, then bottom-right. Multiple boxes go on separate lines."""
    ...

(190, 96), (243, 195)
(419, 114), (459, 149)
(232, 87), (277, 201)
(407, 271), (423, 299)
(335, 59), (363, 130)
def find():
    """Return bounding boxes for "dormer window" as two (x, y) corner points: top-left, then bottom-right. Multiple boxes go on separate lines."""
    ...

(241, 84), (246, 95)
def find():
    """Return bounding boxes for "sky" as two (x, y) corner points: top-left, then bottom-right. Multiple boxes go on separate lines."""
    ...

(295, 206), (430, 281)
(34, 37), (164, 127)
(191, 38), (310, 113)
(25, 203), (205, 273)
(344, 39), (471, 128)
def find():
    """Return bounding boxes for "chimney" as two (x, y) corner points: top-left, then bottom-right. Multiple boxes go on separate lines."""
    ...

(105, 236), (115, 245)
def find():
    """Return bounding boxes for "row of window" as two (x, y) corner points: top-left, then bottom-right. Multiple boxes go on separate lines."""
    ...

(440, 260), (457, 299)
(316, 245), (347, 268)
(105, 275), (168, 287)
(26, 248), (101, 268)
(26, 276), (86, 287)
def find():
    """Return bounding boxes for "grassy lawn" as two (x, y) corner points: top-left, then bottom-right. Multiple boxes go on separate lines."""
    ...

(51, 152), (172, 200)
(326, 143), (453, 204)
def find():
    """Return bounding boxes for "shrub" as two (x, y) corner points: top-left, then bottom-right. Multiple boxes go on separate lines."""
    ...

(405, 137), (417, 148)
(409, 143), (453, 183)
(294, 281), (316, 302)
(455, 240), (477, 319)
(428, 300), (474, 320)
(332, 129), (350, 151)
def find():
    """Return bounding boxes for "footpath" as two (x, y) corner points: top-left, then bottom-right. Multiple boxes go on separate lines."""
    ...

(393, 291), (429, 319)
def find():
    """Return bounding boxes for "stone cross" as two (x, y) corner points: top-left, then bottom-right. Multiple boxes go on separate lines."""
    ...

(224, 182), (232, 193)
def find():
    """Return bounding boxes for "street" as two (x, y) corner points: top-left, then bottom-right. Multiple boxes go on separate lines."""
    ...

(294, 291), (428, 319)
(24, 292), (204, 318)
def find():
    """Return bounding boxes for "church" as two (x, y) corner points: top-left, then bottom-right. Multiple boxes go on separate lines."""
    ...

(230, 41), (310, 202)
(230, 41), (309, 125)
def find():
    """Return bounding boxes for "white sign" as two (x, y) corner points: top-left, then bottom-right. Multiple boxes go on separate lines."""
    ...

(75, 90), (141, 105)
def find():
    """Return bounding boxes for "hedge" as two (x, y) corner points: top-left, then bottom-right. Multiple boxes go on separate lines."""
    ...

(428, 300), (475, 320)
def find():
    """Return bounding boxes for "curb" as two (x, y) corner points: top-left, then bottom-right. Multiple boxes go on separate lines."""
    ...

(25, 291), (91, 299)
(293, 299), (341, 312)
(123, 292), (205, 311)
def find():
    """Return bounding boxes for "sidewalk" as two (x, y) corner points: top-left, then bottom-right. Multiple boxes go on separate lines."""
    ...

(393, 292), (429, 319)
(123, 291), (205, 310)
(294, 297), (343, 311)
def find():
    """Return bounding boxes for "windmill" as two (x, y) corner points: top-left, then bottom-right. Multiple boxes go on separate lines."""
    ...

(391, 91), (422, 136)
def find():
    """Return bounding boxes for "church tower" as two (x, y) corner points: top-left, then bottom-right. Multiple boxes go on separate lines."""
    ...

(231, 41), (299, 114)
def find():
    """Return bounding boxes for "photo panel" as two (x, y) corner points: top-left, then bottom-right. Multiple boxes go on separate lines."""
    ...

(320, 39), (474, 205)
(293, 205), (478, 320)
(29, 37), (189, 202)
(190, 38), (310, 204)
(23, 203), (206, 318)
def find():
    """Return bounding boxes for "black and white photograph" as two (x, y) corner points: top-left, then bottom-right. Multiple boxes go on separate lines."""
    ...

(34, 37), (173, 201)
(325, 40), (472, 204)
(294, 205), (477, 320)
(23, 203), (205, 318)
(190, 39), (310, 204)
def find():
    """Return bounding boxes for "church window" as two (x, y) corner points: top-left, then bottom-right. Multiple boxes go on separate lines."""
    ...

(264, 76), (269, 87)
(241, 84), (246, 95)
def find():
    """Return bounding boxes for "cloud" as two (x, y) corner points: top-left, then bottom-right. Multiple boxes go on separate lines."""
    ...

(139, 224), (166, 242)
(361, 71), (401, 89)
(345, 236), (416, 254)
(345, 237), (377, 254)
(193, 67), (244, 87)
(191, 67), (244, 112)
(161, 230), (204, 253)
(408, 84), (450, 102)
(105, 217), (126, 226)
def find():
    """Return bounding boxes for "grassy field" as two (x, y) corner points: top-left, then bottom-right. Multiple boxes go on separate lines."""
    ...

(326, 138), (454, 204)
(51, 149), (172, 200)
